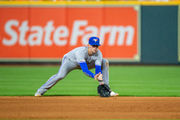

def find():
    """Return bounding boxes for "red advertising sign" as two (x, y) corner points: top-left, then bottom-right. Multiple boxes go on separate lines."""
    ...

(0, 6), (139, 61)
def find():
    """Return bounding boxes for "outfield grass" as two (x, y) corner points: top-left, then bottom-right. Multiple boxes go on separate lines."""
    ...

(0, 65), (180, 96)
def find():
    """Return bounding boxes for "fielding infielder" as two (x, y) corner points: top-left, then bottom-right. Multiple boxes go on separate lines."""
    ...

(35, 36), (119, 97)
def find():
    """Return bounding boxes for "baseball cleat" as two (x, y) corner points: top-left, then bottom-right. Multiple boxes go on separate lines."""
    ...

(110, 91), (119, 97)
(34, 92), (42, 97)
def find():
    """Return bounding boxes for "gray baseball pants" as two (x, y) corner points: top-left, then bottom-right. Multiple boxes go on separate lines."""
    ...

(36, 56), (109, 95)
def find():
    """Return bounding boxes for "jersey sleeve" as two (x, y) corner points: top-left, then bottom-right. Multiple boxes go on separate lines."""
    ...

(95, 50), (103, 74)
(95, 50), (103, 66)
(75, 48), (95, 78)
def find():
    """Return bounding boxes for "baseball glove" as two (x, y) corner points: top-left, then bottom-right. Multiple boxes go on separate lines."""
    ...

(97, 84), (111, 97)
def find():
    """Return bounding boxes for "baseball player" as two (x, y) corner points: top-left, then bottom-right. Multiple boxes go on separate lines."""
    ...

(35, 36), (119, 97)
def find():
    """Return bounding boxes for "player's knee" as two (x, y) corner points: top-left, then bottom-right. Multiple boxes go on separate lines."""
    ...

(59, 76), (66, 80)
(102, 59), (109, 69)
(56, 74), (65, 81)
(103, 59), (109, 67)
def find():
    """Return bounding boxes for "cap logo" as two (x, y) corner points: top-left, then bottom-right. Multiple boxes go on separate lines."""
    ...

(94, 39), (98, 42)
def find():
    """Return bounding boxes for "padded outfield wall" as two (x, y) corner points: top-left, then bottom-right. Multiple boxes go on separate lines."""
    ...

(141, 5), (179, 64)
(0, 1), (179, 64)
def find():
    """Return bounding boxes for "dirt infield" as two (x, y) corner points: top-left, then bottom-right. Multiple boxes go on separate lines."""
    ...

(0, 96), (180, 119)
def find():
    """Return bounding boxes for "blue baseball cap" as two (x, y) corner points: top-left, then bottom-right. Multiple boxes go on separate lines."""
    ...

(88, 36), (101, 46)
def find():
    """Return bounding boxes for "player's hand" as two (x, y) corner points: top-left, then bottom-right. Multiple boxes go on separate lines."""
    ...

(97, 74), (104, 85)
(94, 73), (104, 85)
(97, 74), (103, 80)
(94, 73), (101, 80)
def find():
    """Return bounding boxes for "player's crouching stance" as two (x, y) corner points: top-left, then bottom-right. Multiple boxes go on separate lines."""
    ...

(35, 36), (118, 97)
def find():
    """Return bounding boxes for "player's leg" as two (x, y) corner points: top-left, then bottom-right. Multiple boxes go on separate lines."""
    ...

(35, 56), (76, 96)
(102, 58), (109, 86)
(102, 58), (119, 96)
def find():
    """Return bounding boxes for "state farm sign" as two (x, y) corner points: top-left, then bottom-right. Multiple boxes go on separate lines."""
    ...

(3, 20), (134, 46)
(0, 7), (139, 60)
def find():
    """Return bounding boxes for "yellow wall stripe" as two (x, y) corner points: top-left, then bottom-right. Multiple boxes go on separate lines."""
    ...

(0, 1), (180, 6)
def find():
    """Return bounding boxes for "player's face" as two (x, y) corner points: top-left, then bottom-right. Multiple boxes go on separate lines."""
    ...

(88, 45), (99, 55)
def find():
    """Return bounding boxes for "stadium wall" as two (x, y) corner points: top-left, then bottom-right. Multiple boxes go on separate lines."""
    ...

(0, 1), (179, 65)
(141, 6), (178, 64)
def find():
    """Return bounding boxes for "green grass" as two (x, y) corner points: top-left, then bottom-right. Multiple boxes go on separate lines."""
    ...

(0, 65), (180, 96)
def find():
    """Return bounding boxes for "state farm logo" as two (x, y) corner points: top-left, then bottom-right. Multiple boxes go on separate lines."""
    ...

(2, 20), (135, 46)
